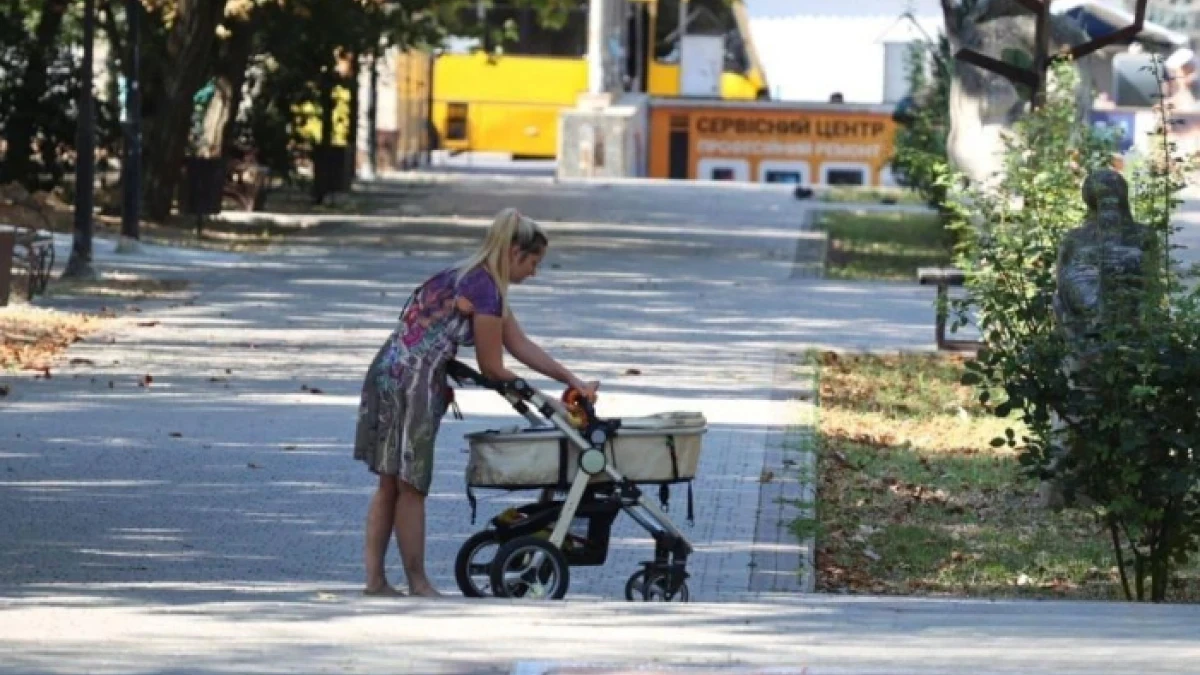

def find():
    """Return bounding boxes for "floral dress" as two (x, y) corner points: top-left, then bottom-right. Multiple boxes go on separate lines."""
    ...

(354, 265), (503, 494)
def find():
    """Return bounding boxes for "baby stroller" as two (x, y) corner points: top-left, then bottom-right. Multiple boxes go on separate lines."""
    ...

(446, 360), (706, 601)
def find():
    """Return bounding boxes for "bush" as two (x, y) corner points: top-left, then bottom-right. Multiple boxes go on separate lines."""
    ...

(947, 58), (1200, 602)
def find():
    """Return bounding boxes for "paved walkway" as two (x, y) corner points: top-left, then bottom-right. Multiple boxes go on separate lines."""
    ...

(0, 178), (939, 609)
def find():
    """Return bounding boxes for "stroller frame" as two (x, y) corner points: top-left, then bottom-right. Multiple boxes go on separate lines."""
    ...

(447, 359), (696, 601)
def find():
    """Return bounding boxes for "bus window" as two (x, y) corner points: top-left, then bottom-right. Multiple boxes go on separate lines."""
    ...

(655, 0), (750, 75)
(455, 1), (588, 58)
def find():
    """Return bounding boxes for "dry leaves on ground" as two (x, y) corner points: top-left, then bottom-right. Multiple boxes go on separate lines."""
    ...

(1, 306), (107, 371)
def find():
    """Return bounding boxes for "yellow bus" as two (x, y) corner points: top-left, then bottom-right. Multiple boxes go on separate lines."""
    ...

(429, 0), (769, 159)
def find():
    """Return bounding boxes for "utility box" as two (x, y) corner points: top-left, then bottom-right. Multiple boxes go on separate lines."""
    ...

(557, 93), (649, 180)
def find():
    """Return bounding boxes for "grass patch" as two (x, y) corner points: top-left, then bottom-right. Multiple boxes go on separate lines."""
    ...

(813, 209), (952, 281)
(808, 351), (1200, 601)
(819, 186), (927, 206)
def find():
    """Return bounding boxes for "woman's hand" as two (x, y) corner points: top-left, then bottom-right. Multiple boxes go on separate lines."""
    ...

(568, 378), (601, 402)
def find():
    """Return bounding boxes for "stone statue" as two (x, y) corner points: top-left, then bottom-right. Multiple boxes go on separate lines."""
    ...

(1053, 169), (1158, 355)
(1042, 169), (1158, 508)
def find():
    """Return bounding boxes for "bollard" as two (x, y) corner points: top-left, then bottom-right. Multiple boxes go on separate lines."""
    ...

(0, 229), (14, 307)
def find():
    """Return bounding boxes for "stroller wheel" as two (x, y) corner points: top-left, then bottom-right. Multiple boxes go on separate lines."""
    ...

(624, 570), (690, 602)
(455, 530), (502, 597)
(490, 535), (570, 600)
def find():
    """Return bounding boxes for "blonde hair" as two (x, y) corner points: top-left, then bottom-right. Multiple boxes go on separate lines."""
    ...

(455, 207), (548, 307)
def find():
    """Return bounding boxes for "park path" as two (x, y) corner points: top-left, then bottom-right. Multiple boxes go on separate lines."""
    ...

(11, 176), (1176, 675)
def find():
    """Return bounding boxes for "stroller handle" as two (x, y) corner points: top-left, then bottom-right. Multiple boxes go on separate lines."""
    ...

(447, 359), (596, 431)
(446, 360), (534, 399)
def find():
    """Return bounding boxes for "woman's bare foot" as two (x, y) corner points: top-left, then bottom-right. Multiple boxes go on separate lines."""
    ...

(407, 580), (443, 597)
(363, 583), (405, 597)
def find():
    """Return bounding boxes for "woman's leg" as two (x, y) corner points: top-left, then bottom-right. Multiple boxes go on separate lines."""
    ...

(364, 473), (402, 595)
(393, 479), (440, 596)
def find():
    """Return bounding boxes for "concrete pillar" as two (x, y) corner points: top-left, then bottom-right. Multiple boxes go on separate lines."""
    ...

(588, 0), (606, 94)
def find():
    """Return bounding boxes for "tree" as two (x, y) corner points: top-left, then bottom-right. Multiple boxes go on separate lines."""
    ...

(141, 0), (229, 222)
(890, 34), (952, 213)
(0, 0), (103, 189)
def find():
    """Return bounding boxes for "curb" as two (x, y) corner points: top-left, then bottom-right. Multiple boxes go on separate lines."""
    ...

(748, 349), (818, 595)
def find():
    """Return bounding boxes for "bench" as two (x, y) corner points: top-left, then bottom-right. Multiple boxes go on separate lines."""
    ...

(223, 161), (271, 212)
(0, 184), (57, 305)
(1, 225), (55, 305)
(917, 266), (981, 352)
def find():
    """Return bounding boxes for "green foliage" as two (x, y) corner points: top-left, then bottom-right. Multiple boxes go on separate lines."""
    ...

(947, 58), (1200, 602)
(0, 1), (118, 189)
(889, 36), (952, 213)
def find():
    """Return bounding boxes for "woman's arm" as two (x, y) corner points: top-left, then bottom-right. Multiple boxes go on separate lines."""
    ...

(502, 313), (595, 395)
(472, 313), (520, 383)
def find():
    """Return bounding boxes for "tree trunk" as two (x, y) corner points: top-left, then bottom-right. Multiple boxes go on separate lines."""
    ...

(1, 0), (68, 188)
(312, 68), (336, 204)
(142, 0), (228, 222)
(219, 17), (257, 160)
(348, 54), (360, 179)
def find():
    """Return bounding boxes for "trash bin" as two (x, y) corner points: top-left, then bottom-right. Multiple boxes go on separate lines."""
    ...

(0, 228), (14, 308)
(179, 157), (226, 216)
(312, 146), (352, 198)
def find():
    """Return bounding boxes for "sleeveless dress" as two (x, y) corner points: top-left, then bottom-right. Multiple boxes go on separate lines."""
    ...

(354, 266), (503, 494)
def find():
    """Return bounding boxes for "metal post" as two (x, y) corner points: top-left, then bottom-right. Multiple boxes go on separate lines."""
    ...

(367, 49), (379, 177)
(64, 0), (96, 279)
(121, 0), (142, 243)
(677, 0), (688, 91)
(1029, 0), (1050, 108)
(587, 0), (606, 94)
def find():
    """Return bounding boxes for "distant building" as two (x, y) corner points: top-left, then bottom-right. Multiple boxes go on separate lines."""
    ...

(1119, 0), (1200, 42)
(745, 0), (944, 104)
(745, 0), (1192, 105)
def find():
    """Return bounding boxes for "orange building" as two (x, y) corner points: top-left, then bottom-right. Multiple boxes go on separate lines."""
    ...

(648, 100), (899, 187)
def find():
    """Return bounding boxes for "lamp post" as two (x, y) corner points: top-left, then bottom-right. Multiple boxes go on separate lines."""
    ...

(64, 0), (97, 279)
(120, 0), (142, 248)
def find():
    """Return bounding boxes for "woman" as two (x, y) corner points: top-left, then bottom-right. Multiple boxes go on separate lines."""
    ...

(354, 208), (599, 597)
